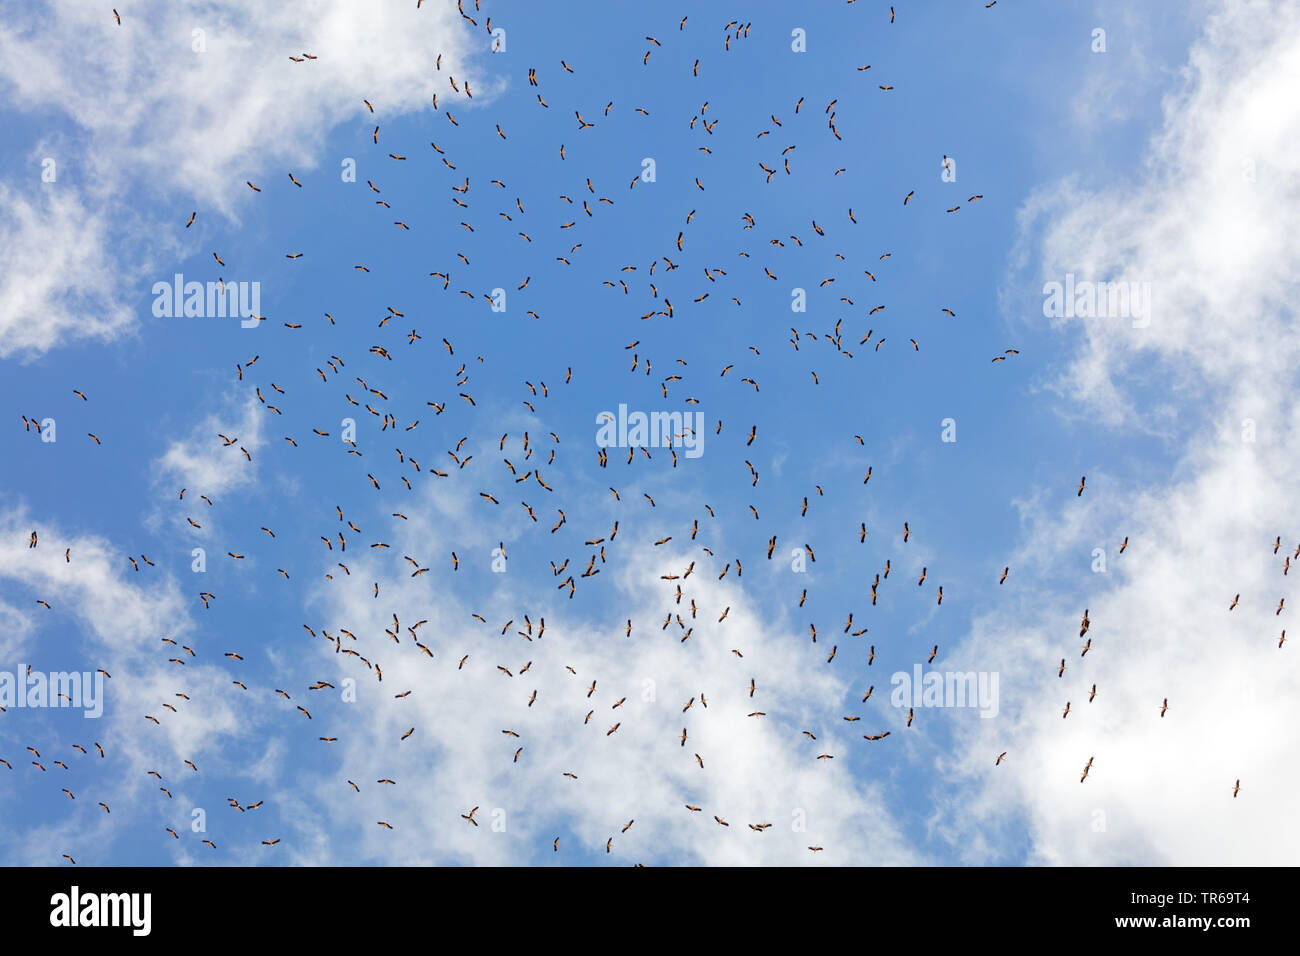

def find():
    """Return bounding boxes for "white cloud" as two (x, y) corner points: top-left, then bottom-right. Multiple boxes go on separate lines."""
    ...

(274, 515), (919, 865)
(946, 0), (1300, 865)
(0, 0), (489, 357)
(0, 508), (263, 863)
(155, 393), (265, 500)
(0, 186), (136, 359)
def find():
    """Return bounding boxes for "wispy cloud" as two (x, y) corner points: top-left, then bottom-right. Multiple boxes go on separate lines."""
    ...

(0, 0), (488, 357)
(946, 0), (1300, 865)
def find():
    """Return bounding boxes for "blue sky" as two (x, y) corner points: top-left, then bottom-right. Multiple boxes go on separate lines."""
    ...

(0, 1), (1295, 866)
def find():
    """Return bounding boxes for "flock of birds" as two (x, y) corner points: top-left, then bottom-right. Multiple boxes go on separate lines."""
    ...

(3, 1), (1274, 866)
